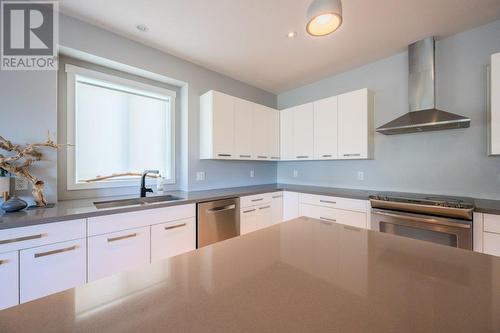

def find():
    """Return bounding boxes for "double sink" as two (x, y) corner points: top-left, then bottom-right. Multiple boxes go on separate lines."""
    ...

(94, 195), (184, 209)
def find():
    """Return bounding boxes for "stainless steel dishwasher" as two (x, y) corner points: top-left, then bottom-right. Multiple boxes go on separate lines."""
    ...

(197, 198), (240, 248)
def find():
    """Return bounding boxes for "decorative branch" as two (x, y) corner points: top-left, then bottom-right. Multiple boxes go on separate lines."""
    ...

(0, 132), (67, 207)
(83, 172), (160, 183)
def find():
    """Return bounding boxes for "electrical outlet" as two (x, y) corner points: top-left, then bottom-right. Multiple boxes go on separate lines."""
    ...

(196, 171), (206, 181)
(250, 170), (255, 178)
(357, 171), (364, 181)
(293, 169), (299, 178)
(15, 177), (29, 190)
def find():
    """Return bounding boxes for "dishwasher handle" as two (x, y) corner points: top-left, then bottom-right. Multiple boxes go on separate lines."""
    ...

(207, 204), (236, 213)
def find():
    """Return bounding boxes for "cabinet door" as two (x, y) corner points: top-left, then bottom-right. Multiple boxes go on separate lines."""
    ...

(88, 226), (150, 282)
(280, 108), (294, 160)
(270, 109), (280, 160)
(299, 204), (366, 229)
(234, 98), (254, 160)
(253, 104), (272, 160)
(240, 207), (258, 235)
(0, 251), (19, 310)
(212, 91), (235, 159)
(338, 89), (369, 159)
(20, 239), (86, 303)
(314, 96), (338, 159)
(257, 204), (273, 230)
(293, 103), (314, 160)
(151, 218), (196, 262)
(283, 191), (299, 221)
(270, 192), (284, 224)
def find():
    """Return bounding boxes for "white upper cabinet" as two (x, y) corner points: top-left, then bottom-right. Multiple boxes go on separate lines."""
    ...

(293, 103), (314, 160)
(200, 90), (235, 159)
(338, 88), (374, 159)
(234, 98), (254, 160)
(269, 108), (280, 160)
(280, 107), (294, 160)
(490, 53), (500, 155)
(200, 90), (279, 161)
(253, 104), (272, 160)
(314, 96), (338, 160)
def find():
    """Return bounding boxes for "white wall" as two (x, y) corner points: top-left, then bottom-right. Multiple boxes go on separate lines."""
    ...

(277, 20), (500, 199)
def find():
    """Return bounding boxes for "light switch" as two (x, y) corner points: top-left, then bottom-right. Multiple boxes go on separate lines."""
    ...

(357, 171), (364, 181)
(293, 170), (298, 178)
(196, 171), (206, 181)
(250, 170), (255, 178)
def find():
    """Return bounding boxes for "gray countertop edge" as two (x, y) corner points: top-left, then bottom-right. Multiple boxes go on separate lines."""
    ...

(0, 183), (499, 230)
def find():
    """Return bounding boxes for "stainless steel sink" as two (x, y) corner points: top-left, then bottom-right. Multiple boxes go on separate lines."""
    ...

(94, 195), (184, 209)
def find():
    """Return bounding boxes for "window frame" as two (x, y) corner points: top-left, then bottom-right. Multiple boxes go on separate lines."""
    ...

(65, 64), (176, 190)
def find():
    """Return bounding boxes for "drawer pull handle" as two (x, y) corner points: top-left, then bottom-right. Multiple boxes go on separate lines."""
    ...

(271, 157), (280, 160)
(239, 155), (251, 158)
(272, 195), (283, 199)
(296, 156), (309, 159)
(108, 233), (138, 243)
(322, 154), (332, 158)
(259, 205), (271, 210)
(0, 259), (9, 265)
(343, 153), (361, 157)
(320, 217), (336, 223)
(243, 209), (256, 213)
(257, 156), (268, 159)
(320, 200), (336, 204)
(207, 204), (236, 213)
(251, 198), (264, 202)
(0, 233), (47, 245)
(35, 245), (79, 258)
(165, 223), (187, 231)
(217, 153), (232, 157)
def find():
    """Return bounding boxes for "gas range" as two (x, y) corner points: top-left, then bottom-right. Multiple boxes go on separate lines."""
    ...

(369, 193), (474, 220)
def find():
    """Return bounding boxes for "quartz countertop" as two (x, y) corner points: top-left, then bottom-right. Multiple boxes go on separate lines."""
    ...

(0, 217), (499, 332)
(0, 183), (498, 230)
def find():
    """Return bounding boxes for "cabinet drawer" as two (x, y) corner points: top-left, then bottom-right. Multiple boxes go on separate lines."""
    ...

(88, 204), (195, 236)
(299, 204), (367, 229)
(484, 232), (500, 256)
(151, 218), (196, 262)
(240, 193), (272, 208)
(484, 214), (500, 234)
(0, 251), (19, 310)
(0, 219), (86, 253)
(299, 193), (366, 213)
(20, 238), (86, 303)
(88, 226), (150, 282)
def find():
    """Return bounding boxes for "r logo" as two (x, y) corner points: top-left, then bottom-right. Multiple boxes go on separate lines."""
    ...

(1, 1), (58, 70)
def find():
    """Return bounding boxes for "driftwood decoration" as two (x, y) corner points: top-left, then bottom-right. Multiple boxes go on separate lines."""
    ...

(0, 132), (63, 207)
(83, 172), (160, 183)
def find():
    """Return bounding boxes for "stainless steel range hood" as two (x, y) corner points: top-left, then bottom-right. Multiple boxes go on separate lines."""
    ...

(377, 37), (470, 135)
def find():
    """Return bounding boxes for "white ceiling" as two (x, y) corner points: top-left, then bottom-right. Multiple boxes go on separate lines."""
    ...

(59, 0), (500, 93)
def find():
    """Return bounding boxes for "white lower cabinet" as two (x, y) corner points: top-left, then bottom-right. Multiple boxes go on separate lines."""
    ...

(270, 192), (284, 225)
(20, 238), (86, 303)
(151, 217), (196, 262)
(299, 203), (367, 229)
(88, 226), (150, 282)
(240, 206), (259, 235)
(0, 251), (19, 310)
(484, 232), (500, 256)
(283, 191), (299, 221)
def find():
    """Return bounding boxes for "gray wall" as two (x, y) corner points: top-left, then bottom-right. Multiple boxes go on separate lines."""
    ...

(0, 70), (57, 204)
(277, 20), (500, 200)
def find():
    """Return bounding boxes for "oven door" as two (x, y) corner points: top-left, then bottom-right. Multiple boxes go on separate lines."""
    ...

(371, 209), (472, 250)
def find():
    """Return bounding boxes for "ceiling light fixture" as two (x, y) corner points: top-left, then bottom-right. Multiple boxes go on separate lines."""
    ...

(306, 0), (342, 37)
(136, 24), (149, 32)
(287, 31), (296, 38)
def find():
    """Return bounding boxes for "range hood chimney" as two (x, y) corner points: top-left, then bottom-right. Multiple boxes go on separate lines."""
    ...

(376, 37), (470, 135)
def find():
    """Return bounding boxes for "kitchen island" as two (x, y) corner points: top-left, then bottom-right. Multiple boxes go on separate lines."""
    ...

(0, 217), (499, 332)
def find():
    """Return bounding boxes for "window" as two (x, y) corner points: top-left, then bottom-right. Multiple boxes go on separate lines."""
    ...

(65, 64), (176, 190)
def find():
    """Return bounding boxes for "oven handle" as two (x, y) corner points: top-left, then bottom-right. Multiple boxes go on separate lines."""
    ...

(371, 209), (471, 229)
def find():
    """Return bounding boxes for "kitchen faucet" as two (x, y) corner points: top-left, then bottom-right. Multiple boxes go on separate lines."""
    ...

(140, 170), (159, 198)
